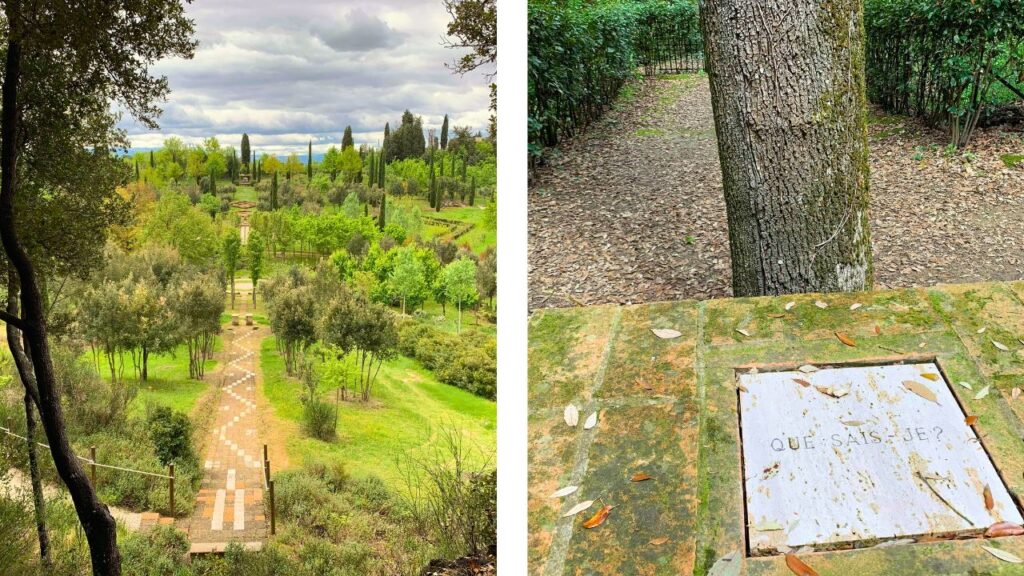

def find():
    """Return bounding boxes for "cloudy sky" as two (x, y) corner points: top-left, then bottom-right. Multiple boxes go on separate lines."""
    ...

(122, 0), (493, 156)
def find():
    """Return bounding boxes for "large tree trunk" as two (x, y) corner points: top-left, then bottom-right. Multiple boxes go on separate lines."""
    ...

(0, 26), (122, 576)
(700, 0), (872, 296)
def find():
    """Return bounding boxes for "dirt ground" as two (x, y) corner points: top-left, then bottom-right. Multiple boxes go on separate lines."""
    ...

(528, 75), (1024, 310)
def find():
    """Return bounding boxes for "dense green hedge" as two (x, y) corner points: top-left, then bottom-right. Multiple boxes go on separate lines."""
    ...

(528, 0), (700, 159)
(398, 323), (496, 400)
(865, 0), (1024, 146)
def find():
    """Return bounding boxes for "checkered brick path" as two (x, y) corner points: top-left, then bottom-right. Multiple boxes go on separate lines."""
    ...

(187, 323), (267, 553)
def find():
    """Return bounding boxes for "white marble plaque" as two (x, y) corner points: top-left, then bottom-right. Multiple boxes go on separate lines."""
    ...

(738, 362), (1022, 553)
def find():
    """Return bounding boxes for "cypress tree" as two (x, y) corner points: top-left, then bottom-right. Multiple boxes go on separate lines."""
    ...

(440, 114), (449, 150)
(428, 152), (436, 208)
(149, 150), (155, 168)
(342, 126), (354, 150)
(377, 147), (385, 188)
(368, 152), (376, 188)
(460, 155), (467, 182)
(307, 140), (313, 180)
(134, 159), (140, 181)
(364, 202), (368, 217)
(241, 133), (250, 170)
(210, 168), (217, 195)
(469, 175), (476, 207)
(378, 193), (386, 230)
(383, 123), (391, 162)
(271, 171), (279, 210)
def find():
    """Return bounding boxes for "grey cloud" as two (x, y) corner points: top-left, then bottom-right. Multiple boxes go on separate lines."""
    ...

(311, 9), (404, 52)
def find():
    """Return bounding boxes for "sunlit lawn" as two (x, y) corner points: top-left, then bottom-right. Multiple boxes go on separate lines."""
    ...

(261, 336), (496, 493)
(416, 299), (495, 338)
(233, 184), (258, 203)
(404, 197), (495, 255)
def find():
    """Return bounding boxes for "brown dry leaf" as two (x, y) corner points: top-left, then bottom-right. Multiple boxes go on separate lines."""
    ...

(985, 484), (995, 511)
(736, 384), (748, 393)
(768, 313), (786, 319)
(902, 380), (939, 404)
(651, 328), (682, 339)
(986, 522), (1024, 538)
(793, 378), (811, 388)
(874, 325), (882, 335)
(835, 332), (856, 347)
(966, 415), (979, 426)
(785, 553), (819, 576)
(649, 536), (670, 546)
(921, 373), (940, 381)
(581, 505), (613, 529)
(1014, 388), (1022, 400)
(631, 472), (653, 482)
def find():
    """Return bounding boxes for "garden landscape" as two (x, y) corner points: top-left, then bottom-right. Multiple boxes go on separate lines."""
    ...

(0, 0), (497, 575)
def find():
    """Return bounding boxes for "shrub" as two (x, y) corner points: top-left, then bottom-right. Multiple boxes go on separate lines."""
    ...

(397, 323), (496, 400)
(120, 525), (190, 575)
(146, 406), (196, 467)
(305, 458), (350, 492)
(303, 399), (336, 441)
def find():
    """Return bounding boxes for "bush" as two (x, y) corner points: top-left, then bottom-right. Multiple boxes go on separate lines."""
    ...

(397, 323), (496, 400)
(303, 399), (336, 441)
(146, 406), (196, 467)
(120, 525), (190, 575)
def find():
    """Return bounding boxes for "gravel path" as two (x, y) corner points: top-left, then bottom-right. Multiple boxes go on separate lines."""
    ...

(528, 75), (1024, 310)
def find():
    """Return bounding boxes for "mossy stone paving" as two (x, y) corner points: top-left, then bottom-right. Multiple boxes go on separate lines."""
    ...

(529, 282), (1024, 576)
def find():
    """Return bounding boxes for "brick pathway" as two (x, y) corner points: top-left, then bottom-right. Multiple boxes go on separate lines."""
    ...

(187, 319), (268, 554)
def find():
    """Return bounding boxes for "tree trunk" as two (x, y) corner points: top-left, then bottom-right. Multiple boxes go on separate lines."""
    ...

(1, 27), (121, 576)
(700, 0), (872, 296)
(141, 347), (149, 382)
(24, 391), (52, 572)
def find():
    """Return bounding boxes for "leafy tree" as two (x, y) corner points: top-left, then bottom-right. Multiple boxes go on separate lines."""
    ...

(247, 230), (266, 306)
(477, 249), (496, 309)
(441, 258), (479, 333)
(328, 249), (357, 282)
(391, 110), (427, 161)
(342, 190), (362, 219)
(342, 126), (354, 149)
(171, 275), (224, 379)
(142, 193), (220, 267)
(441, 114), (450, 149)
(271, 171), (279, 210)
(267, 284), (318, 374)
(322, 146), (341, 181)
(340, 145), (363, 184)
(223, 228), (242, 308)
(443, 0), (496, 143)
(285, 153), (303, 179)
(319, 293), (398, 401)
(388, 247), (428, 314)
(186, 147), (207, 184)
(199, 193), (219, 218)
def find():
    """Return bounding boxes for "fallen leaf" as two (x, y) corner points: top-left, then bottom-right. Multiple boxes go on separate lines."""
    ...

(1014, 388), (1022, 400)
(986, 522), (1024, 537)
(841, 420), (865, 426)
(850, 303), (862, 310)
(978, 327), (987, 334)
(982, 545), (1023, 563)
(793, 378), (811, 388)
(631, 472), (652, 482)
(903, 380), (939, 404)
(921, 373), (940, 381)
(736, 328), (751, 337)
(966, 415), (979, 426)
(875, 325), (882, 335)
(649, 536), (669, 546)
(707, 551), (741, 576)
(785, 302), (796, 311)
(785, 553), (820, 576)
(798, 364), (819, 373)
(815, 385), (849, 399)
(875, 538), (915, 548)
(835, 332), (856, 347)
(583, 412), (598, 430)
(550, 485), (578, 498)
(993, 339), (1010, 351)
(747, 366), (759, 374)
(651, 328), (682, 339)
(976, 386), (991, 400)
(985, 484), (994, 511)
(752, 520), (784, 531)
(768, 313), (786, 318)
(814, 300), (828, 309)
(736, 384), (749, 393)
(562, 500), (594, 517)
(959, 381), (974, 390)
(581, 505), (613, 528)
(564, 405), (579, 427)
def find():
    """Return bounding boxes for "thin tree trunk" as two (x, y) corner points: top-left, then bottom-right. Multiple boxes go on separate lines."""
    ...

(701, 0), (872, 296)
(24, 391), (52, 572)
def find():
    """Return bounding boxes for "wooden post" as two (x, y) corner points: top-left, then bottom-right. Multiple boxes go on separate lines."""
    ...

(269, 479), (276, 535)
(90, 445), (97, 488)
(169, 463), (175, 517)
(264, 458), (271, 489)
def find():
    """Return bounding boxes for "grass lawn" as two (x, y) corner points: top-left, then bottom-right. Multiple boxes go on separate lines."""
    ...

(416, 299), (496, 338)
(88, 339), (221, 418)
(233, 184), (258, 203)
(261, 336), (496, 492)
(405, 198), (495, 255)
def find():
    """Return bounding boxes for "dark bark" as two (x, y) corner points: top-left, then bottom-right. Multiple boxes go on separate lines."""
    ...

(24, 391), (52, 572)
(0, 15), (121, 575)
(700, 0), (872, 296)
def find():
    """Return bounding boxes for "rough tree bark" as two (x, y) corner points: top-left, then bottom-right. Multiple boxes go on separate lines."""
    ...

(0, 14), (122, 575)
(700, 0), (873, 296)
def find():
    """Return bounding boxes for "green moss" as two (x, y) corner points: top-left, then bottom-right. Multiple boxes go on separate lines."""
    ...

(636, 127), (666, 137)
(1001, 154), (1024, 168)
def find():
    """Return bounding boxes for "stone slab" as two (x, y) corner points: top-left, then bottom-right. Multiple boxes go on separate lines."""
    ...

(738, 362), (1023, 553)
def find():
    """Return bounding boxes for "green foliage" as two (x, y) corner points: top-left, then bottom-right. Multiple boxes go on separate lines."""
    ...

(397, 323), (496, 399)
(528, 0), (700, 155)
(146, 407), (195, 466)
(303, 399), (337, 441)
(865, 0), (1024, 146)
(387, 246), (430, 313)
(388, 109), (427, 161)
(142, 192), (221, 267)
